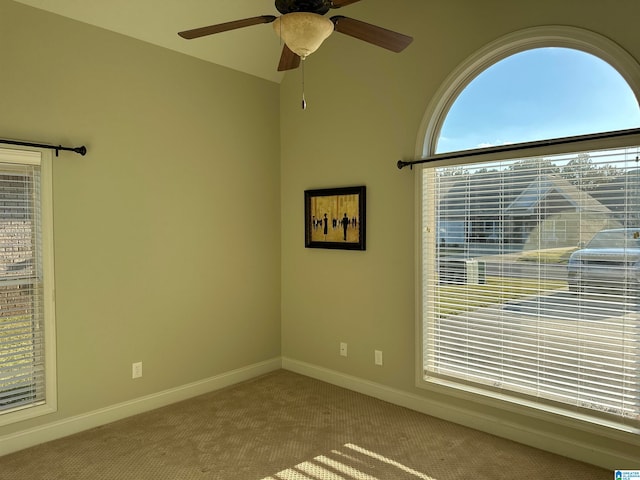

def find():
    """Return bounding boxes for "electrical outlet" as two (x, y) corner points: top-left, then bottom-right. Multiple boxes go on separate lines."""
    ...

(374, 350), (383, 366)
(132, 361), (143, 379)
(340, 342), (348, 357)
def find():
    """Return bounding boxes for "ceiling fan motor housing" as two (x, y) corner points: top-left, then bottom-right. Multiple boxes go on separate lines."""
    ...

(275, 0), (332, 15)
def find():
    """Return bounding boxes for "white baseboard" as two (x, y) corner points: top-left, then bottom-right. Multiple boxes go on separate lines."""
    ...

(0, 357), (281, 457)
(2, 357), (636, 469)
(282, 357), (637, 470)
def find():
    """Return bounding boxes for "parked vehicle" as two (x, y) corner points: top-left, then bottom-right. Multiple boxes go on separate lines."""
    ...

(567, 228), (640, 297)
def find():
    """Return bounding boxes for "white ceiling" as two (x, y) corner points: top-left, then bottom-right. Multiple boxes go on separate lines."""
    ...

(14, 0), (371, 83)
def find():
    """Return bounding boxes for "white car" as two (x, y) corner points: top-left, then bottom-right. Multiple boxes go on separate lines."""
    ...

(567, 228), (640, 297)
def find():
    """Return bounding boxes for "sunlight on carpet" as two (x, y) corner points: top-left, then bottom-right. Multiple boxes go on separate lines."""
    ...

(262, 443), (436, 480)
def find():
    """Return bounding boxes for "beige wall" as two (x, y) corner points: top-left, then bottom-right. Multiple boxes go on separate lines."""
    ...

(280, 0), (640, 467)
(1, 0), (639, 467)
(0, 1), (281, 435)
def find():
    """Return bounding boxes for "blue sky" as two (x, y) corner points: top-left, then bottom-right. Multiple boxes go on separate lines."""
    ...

(436, 48), (640, 153)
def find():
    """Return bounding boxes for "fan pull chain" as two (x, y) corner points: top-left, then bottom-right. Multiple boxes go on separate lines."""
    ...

(301, 59), (307, 110)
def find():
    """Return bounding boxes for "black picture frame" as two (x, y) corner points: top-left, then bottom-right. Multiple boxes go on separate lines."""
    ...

(304, 186), (366, 250)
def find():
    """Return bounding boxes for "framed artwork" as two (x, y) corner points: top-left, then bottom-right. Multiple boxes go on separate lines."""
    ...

(304, 186), (366, 250)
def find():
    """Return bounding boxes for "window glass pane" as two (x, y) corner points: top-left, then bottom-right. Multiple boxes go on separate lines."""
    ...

(437, 48), (640, 154)
(0, 161), (46, 414)
(422, 146), (640, 426)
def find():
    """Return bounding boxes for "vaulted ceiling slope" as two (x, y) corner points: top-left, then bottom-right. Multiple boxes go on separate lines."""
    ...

(13, 0), (369, 83)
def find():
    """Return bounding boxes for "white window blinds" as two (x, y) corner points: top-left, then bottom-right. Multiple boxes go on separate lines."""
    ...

(0, 159), (46, 414)
(422, 145), (640, 429)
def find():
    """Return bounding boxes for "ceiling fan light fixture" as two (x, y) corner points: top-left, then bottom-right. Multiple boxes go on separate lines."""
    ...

(273, 12), (334, 59)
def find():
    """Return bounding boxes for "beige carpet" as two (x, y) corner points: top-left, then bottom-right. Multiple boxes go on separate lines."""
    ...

(0, 370), (609, 479)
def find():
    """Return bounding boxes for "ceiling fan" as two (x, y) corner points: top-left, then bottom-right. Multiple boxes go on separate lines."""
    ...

(178, 0), (413, 72)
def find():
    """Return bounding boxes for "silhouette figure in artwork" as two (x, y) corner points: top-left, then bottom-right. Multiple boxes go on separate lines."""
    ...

(341, 213), (349, 241)
(323, 213), (328, 237)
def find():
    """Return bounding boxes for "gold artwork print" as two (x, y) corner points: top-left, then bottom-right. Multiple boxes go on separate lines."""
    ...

(309, 194), (360, 243)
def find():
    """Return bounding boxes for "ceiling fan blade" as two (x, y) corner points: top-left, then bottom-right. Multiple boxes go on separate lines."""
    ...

(330, 16), (413, 52)
(178, 15), (276, 39)
(278, 45), (301, 71)
(330, 0), (363, 8)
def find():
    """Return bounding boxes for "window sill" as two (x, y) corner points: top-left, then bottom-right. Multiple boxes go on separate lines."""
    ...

(418, 374), (640, 445)
(0, 401), (57, 428)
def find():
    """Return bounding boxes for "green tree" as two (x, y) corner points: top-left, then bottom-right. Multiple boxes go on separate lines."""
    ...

(560, 153), (622, 191)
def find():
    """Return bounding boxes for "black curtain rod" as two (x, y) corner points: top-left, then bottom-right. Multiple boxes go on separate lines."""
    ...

(397, 127), (640, 170)
(0, 139), (87, 157)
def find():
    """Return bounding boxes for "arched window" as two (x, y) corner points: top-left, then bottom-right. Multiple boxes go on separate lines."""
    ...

(417, 26), (640, 435)
(437, 47), (640, 153)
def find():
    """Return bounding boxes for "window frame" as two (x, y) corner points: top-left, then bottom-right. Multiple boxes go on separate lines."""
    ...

(0, 147), (56, 426)
(415, 26), (640, 442)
